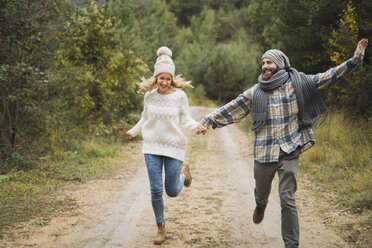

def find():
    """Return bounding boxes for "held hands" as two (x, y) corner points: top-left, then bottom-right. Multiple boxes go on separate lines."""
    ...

(195, 123), (208, 135)
(356, 38), (368, 54)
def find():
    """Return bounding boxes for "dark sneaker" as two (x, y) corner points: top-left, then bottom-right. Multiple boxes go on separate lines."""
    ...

(253, 205), (266, 224)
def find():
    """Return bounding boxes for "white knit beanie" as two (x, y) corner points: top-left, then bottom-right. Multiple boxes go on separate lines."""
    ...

(262, 49), (290, 69)
(153, 46), (175, 77)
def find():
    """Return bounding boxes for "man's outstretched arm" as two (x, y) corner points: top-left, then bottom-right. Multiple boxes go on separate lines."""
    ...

(312, 38), (368, 89)
(195, 86), (255, 136)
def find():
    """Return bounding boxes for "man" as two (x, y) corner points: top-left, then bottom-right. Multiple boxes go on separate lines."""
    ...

(196, 39), (368, 248)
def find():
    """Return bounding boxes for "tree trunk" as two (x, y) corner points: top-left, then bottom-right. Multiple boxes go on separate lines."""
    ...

(11, 100), (18, 152)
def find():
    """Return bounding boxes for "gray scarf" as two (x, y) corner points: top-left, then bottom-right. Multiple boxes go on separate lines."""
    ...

(251, 68), (327, 132)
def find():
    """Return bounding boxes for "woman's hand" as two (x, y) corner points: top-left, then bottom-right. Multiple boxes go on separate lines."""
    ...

(126, 131), (135, 139)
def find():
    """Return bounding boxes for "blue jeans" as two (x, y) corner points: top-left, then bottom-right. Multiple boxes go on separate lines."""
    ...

(144, 154), (185, 223)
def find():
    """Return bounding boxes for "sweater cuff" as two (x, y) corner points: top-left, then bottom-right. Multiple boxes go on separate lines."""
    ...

(127, 127), (140, 137)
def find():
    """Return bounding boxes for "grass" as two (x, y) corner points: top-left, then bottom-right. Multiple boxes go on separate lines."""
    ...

(237, 115), (252, 132)
(300, 111), (371, 213)
(0, 139), (129, 234)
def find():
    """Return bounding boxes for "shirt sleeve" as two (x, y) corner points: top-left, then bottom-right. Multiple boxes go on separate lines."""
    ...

(310, 51), (364, 90)
(201, 86), (254, 129)
(127, 93), (148, 137)
(180, 93), (199, 132)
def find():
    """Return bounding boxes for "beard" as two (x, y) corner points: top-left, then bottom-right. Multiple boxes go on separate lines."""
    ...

(261, 67), (279, 80)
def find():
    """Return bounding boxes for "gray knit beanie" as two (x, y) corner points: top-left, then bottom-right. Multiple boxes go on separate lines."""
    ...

(262, 49), (290, 69)
(153, 46), (175, 77)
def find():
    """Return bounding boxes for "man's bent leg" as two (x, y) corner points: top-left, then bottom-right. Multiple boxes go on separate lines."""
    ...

(253, 160), (277, 223)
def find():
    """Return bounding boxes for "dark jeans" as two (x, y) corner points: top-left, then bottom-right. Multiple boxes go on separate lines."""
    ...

(254, 148), (301, 248)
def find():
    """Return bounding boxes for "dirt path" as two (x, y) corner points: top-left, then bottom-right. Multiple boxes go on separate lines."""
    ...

(0, 107), (349, 248)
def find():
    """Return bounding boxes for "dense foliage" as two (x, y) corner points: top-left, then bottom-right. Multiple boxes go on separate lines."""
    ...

(0, 0), (68, 172)
(55, 2), (147, 135)
(0, 0), (371, 172)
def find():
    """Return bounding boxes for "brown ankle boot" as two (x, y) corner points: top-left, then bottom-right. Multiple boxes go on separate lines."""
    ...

(154, 222), (166, 245)
(182, 165), (192, 187)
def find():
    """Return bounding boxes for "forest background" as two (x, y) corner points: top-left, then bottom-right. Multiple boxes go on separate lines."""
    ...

(0, 0), (371, 244)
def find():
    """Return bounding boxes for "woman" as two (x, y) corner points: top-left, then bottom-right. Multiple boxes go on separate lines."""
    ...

(126, 46), (197, 245)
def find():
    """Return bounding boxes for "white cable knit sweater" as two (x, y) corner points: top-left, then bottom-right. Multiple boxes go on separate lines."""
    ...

(127, 88), (198, 161)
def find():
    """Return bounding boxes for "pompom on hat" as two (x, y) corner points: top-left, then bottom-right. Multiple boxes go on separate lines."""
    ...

(262, 49), (290, 70)
(153, 46), (175, 77)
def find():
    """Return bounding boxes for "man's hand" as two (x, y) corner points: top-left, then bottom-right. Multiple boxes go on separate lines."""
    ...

(195, 123), (208, 135)
(356, 38), (368, 54)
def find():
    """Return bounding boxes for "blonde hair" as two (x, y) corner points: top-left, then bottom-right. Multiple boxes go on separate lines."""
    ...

(137, 74), (193, 94)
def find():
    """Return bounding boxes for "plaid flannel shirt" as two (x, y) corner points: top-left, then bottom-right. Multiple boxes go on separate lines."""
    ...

(201, 51), (364, 163)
